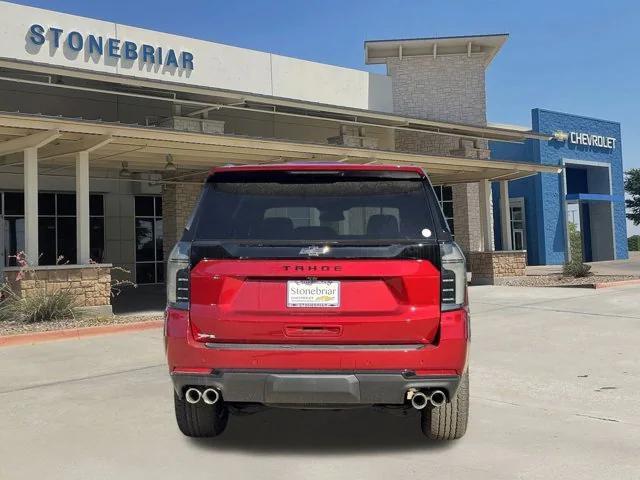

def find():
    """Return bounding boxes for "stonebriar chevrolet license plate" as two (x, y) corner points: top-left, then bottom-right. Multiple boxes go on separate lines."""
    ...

(287, 280), (340, 308)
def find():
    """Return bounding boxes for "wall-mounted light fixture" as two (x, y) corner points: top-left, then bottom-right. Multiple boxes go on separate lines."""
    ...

(119, 161), (132, 177)
(165, 154), (177, 171)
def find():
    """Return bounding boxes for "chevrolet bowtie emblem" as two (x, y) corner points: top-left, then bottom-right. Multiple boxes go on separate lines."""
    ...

(299, 246), (330, 256)
(552, 130), (568, 142)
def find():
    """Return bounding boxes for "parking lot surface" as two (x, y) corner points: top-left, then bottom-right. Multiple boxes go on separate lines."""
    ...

(1, 285), (639, 480)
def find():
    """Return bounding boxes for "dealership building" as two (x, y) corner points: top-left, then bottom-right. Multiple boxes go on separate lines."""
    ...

(0, 2), (627, 313)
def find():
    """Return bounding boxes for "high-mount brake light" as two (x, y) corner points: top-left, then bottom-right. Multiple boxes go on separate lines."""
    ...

(440, 241), (467, 311)
(167, 241), (190, 309)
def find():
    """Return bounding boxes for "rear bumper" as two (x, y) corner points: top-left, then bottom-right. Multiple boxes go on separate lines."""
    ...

(171, 371), (461, 405)
(165, 307), (469, 405)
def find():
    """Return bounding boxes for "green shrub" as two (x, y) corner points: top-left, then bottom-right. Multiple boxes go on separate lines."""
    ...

(0, 284), (79, 323)
(562, 261), (592, 278)
(0, 283), (17, 321)
(628, 235), (640, 252)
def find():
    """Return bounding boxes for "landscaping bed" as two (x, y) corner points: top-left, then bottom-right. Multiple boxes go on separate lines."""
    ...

(0, 313), (163, 337)
(496, 275), (640, 288)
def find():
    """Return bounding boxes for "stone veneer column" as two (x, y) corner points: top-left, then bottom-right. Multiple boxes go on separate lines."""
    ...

(163, 179), (205, 260)
(467, 251), (526, 284)
(385, 54), (489, 252)
(452, 183), (482, 253)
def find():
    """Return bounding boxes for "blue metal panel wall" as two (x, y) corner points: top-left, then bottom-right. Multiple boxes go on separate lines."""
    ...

(490, 109), (628, 265)
(490, 132), (542, 265)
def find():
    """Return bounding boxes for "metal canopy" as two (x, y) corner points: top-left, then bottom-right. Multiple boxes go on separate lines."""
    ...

(0, 112), (560, 185)
(0, 60), (549, 144)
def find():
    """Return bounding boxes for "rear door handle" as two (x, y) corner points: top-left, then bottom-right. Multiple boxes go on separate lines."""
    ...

(284, 325), (342, 337)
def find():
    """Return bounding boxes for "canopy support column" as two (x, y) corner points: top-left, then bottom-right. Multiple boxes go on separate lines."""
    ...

(479, 179), (494, 251)
(76, 150), (91, 264)
(23, 147), (39, 264)
(500, 180), (513, 250)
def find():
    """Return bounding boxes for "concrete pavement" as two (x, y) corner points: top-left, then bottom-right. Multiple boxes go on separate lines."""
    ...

(1, 285), (639, 479)
(526, 251), (640, 276)
(585, 251), (640, 276)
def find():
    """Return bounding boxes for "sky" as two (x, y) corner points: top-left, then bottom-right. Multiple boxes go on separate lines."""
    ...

(11, 0), (640, 234)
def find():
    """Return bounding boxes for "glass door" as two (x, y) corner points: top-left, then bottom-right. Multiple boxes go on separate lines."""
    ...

(134, 196), (164, 284)
(509, 199), (526, 251)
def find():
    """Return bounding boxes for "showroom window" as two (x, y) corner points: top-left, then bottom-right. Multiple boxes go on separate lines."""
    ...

(509, 198), (527, 251)
(134, 196), (164, 284)
(1, 192), (104, 267)
(433, 185), (454, 235)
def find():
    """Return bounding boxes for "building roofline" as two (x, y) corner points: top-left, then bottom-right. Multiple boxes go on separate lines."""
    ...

(365, 33), (510, 44)
(365, 33), (509, 67)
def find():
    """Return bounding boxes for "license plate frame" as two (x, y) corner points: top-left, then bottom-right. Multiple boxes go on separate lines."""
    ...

(286, 280), (340, 308)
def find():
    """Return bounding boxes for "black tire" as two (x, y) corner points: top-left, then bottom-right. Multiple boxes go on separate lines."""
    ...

(421, 372), (469, 440)
(174, 391), (229, 438)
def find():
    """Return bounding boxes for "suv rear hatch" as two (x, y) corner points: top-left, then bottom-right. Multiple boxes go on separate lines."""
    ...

(185, 169), (445, 345)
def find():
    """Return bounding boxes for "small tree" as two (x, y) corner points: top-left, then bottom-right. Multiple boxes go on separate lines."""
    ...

(625, 169), (640, 226)
(567, 221), (583, 262)
(563, 221), (591, 277)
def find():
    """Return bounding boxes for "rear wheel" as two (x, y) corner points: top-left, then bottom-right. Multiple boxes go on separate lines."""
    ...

(421, 372), (469, 440)
(174, 391), (229, 437)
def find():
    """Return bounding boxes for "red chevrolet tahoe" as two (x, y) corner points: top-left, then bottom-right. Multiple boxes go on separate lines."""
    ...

(165, 164), (469, 440)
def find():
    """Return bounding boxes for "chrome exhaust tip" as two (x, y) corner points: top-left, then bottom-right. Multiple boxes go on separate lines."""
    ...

(429, 390), (447, 407)
(202, 388), (220, 405)
(410, 391), (429, 410)
(185, 387), (202, 404)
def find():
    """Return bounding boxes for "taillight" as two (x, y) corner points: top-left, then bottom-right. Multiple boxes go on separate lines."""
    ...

(440, 241), (466, 311)
(167, 241), (190, 309)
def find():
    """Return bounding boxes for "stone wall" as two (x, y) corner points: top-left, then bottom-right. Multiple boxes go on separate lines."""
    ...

(4, 264), (112, 313)
(327, 125), (380, 149)
(385, 54), (489, 250)
(163, 180), (205, 260)
(386, 55), (487, 124)
(467, 251), (527, 284)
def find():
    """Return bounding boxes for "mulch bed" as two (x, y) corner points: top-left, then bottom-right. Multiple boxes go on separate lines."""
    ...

(495, 275), (640, 288)
(0, 313), (163, 337)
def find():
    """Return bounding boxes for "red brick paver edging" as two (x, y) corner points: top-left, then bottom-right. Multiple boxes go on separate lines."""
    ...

(0, 320), (163, 347)
(591, 279), (640, 289)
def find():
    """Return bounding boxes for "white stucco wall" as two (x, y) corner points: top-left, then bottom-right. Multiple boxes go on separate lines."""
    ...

(0, 1), (393, 112)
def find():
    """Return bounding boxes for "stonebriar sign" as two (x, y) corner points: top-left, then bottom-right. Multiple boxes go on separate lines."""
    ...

(28, 24), (194, 70)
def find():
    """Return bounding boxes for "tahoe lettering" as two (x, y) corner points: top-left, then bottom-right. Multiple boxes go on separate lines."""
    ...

(283, 265), (342, 272)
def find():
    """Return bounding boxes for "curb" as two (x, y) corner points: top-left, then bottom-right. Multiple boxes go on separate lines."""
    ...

(0, 320), (163, 348)
(591, 279), (640, 289)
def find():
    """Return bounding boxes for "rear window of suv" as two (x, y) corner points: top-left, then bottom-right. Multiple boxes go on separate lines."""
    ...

(192, 170), (437, 242)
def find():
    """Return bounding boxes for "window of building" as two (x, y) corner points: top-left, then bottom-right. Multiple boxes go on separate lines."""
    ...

(433, 185), (454, 235)
(134, 196), (163, 284)
(1, 192), (104, 266)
